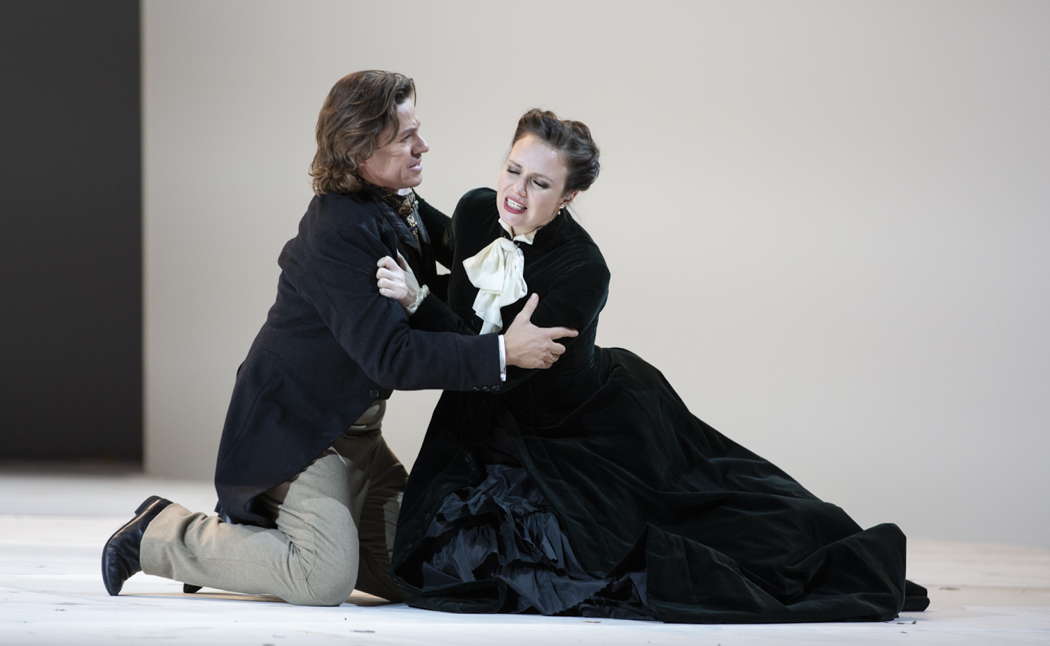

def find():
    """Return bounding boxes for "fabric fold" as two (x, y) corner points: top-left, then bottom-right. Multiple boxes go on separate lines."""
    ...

(462, 237), (528, 334)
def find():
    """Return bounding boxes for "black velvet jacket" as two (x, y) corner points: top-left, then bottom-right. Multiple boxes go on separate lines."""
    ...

(410, 187), (611, 423)
(213, 191), (500, 526)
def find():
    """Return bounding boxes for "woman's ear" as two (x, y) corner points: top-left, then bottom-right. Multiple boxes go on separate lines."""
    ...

(561, 190), (579, 209)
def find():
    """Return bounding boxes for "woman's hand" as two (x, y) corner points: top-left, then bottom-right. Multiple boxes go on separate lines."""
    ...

(376, 252), (420, 310)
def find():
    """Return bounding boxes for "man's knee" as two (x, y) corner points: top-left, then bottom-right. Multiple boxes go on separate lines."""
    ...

(287, 555), (358, 606)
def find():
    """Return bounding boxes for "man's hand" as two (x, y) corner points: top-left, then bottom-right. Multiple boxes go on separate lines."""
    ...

(504, 294), (578, 369)
(377, 253), (420, 310)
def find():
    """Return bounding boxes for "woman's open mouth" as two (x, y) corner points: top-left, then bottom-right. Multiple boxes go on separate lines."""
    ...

(504, 197), (526, 215)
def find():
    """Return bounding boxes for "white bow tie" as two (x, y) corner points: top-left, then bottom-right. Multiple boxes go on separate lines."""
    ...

(462, 234), (530, 334)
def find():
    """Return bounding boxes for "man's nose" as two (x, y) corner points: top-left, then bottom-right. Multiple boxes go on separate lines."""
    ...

(415, 135), (429, 155)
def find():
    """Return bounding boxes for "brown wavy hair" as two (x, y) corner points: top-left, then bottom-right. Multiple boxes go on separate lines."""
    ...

(512, 108), (600, 193)
(309, 70), (416, 194)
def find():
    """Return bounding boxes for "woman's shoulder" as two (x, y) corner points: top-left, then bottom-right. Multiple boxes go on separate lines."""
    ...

(451, 188), (499, 244)
(528, 217), (610, 294)
(555, 215), (608, 265)
(454, 187), (497, 218)
(560, 238), (610, 283)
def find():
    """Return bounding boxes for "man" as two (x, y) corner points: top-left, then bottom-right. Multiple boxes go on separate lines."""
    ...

(101, 70), (575, 605)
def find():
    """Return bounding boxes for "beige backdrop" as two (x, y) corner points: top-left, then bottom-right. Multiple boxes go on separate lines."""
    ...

(144, 0), (1050, 547)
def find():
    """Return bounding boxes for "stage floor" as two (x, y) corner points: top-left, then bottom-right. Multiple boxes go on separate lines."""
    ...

(1, 468), (1048, 645)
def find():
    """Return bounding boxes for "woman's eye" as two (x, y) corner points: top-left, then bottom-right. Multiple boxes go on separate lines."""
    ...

(533, 180), (549, 189)
(507, 168), (520, 175)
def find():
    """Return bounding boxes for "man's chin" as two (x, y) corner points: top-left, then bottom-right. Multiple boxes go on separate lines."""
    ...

(400, 173), (423, 189)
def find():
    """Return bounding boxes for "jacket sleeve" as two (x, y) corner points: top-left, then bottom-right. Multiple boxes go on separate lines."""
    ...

(410, 287), (479, 334)
(497, 254), (609, 392)
(287, 202), (501, 391)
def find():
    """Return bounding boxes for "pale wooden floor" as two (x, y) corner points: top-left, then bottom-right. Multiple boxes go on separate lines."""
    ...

(1, 469), (1048, 645)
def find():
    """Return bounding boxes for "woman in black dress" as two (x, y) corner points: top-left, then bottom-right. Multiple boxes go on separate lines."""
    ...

(375, 109), (929, 622)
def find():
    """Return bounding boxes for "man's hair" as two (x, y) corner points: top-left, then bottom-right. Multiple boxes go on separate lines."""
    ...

(309, 70), (416, 194)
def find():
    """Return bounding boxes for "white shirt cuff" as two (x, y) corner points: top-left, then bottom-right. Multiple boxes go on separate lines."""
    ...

(406, 284), (430, 314)
(498, 335), (507, 382)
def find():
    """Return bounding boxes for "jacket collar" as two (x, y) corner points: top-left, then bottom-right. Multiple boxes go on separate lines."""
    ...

(365, 186), (428, 253)
(497, 209), (569, 255)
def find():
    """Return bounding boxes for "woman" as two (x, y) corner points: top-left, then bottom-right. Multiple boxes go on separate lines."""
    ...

(377, 109), (930, 622)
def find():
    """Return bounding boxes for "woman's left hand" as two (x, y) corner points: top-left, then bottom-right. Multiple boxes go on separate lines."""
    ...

(377, 252), (419, 310)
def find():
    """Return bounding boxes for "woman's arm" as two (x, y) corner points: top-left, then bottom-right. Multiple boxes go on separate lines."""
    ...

(498, 255), (609, 392)
(383, 188), (485, 334)
(410, 281), (478, 334)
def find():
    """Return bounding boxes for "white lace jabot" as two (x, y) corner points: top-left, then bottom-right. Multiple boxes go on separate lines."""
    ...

(462, 219), (536, 334)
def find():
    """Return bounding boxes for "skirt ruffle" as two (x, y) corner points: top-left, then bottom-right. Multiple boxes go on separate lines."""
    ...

(419, 463), (651, 619)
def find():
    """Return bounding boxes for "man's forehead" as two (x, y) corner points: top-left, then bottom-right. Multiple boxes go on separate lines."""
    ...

(396, 100), (419, 128)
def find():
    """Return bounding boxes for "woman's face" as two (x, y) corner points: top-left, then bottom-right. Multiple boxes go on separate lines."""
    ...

(496, 134), (575, 236)
(359, 97), (429, 190)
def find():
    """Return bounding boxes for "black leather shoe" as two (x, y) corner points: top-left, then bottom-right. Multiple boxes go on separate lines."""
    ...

(183, 583), (202, 593)
(101, 495), (172, 596)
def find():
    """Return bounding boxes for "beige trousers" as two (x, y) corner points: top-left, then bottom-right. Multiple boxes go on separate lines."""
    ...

(140, 401), (407, 606)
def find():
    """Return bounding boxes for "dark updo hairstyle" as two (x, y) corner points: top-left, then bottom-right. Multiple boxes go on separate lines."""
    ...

(310, 70), (416, 194)
(512, 109), (600, 194)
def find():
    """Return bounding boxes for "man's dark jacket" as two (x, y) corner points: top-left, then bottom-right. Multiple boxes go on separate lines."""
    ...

(213, 190), (500, 526)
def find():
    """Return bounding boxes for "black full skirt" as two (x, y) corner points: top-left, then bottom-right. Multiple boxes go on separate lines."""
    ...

(392, 347), (929, 623)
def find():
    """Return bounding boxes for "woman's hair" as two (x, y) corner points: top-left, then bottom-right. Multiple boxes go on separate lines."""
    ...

(512, 109), (600, 194)
(309, 70), (416, 194)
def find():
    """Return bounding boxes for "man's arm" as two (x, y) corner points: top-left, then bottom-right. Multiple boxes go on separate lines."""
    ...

(376, 255), (578, 374)
(287, 203), (500, 391)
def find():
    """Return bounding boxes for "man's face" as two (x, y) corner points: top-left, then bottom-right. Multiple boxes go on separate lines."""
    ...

(358, 97), (428, 190)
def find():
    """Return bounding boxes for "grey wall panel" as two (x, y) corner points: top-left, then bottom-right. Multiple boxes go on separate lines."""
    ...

(1, 0), (142, 462)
